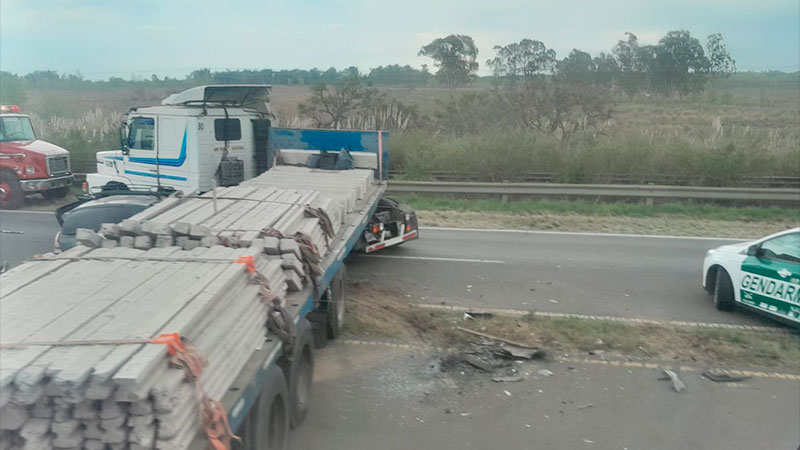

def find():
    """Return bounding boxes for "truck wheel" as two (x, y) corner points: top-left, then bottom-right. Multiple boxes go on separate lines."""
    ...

(42, 186), (70, 200)
(279, 318), (314, 428)
(327, 266), (347, 339)
(102, 181), (128, 192)
(714, 268), (736, 311)
(238, 366), (289, 450)
(0, 172), (23, 209)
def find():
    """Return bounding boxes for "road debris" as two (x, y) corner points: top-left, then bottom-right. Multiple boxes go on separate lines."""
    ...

(582, 438), (595, 444)
(456, 326), (538, 349)
(501, 344), (546, 360)
(493, 374), (524, 383)
(576, 403), (595, 410)
(537, 369), (554, 377)
(503, 390), (512, 397)
(662, 369), (686, 392)
(702, 369), (752, 383)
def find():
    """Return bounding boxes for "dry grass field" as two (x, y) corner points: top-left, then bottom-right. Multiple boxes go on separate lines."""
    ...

(21, 79), (800, 184)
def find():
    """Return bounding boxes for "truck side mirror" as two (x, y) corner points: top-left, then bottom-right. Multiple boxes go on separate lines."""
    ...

(120, 123), (130, 155)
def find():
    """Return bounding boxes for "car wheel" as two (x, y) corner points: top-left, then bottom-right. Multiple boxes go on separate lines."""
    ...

(0, 171), (23, 209)
(714, 268), (736, 311)
(42, 186), (70, 200)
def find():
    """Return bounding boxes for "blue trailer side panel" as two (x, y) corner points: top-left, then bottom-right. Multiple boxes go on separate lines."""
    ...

(268, 128), (389, 179)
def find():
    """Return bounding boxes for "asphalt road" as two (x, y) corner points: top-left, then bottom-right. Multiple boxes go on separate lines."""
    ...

(0, 210), (59, 269)
(290, 341), (800, 450)
(348, 227), (773, 326)
(0, 211), (772, 326)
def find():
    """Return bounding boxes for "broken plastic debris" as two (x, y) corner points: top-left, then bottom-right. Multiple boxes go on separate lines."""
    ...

(548, 299), (558, 304)
(503, 390), (512, 397)
(662, 369), (685, 392)
(537, 369), (554, 377)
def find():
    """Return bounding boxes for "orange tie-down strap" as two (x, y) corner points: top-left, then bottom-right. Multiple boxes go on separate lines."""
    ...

(151, 333), (240, 450)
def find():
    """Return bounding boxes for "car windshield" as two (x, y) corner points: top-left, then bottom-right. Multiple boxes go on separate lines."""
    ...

(61, 204), (147, 234)
(0, 116), (36, 142)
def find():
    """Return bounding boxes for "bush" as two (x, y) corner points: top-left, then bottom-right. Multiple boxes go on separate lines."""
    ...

(391, 129), (798, 186)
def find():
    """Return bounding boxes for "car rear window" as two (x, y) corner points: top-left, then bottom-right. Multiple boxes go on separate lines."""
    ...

(62, 204), (148, 235)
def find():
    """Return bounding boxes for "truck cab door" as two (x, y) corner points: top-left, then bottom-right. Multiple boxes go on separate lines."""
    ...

(125, 116), (190, 189)
(125, 116), (158, 184)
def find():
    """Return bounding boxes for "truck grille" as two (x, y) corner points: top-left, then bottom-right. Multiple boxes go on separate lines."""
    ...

(47, 155), (70, 176)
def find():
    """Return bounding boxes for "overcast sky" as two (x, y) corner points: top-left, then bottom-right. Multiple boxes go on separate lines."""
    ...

(1, 0), (798, 80)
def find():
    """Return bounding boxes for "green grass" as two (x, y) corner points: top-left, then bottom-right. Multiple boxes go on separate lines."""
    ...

(347, 284), (800, 368)
(397, 195), (795, 222)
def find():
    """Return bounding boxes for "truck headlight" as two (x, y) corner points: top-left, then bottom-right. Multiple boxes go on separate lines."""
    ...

(706, 249), (716, 257)
(25, 165), (35, 175)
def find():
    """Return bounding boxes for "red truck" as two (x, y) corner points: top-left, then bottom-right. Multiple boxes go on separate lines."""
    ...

(0, 105), (73, 209)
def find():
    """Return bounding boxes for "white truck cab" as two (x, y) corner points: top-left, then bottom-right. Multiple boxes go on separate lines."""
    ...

(86, 84), (417, 254)
(89, 85), (274, 193)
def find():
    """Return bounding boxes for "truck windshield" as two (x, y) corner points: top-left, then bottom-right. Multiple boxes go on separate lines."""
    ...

(128, 117), (155, 150)
(0, 116), (36, 142)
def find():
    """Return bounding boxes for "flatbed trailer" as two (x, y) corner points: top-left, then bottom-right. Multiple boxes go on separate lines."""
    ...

(199, 175), (385, 449)
(0, 164), (386, 450)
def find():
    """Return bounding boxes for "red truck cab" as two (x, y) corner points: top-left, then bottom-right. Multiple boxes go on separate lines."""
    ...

(0, 105), (73, 209)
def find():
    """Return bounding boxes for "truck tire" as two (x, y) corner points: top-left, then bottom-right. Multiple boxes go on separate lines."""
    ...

(0, 171), (23, 209)
(279, 318), (314, 428)
(326, 266), (347, 339)
(237, 365), (290, 450)
(42, 186), (70, 200)
(714, 268), (736, 311)
(102, 181), (129, 192)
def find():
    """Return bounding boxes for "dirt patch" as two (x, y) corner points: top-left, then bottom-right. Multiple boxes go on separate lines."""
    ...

(345, 282), (800, 369)
(417, 210), (794, 239)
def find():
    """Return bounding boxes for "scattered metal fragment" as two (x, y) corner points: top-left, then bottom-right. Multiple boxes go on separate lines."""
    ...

(500, 344), (546, 360)
(702, 370), (752, 383)
(493, 374), (524, 383)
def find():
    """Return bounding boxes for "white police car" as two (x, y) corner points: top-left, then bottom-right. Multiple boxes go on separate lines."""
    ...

(703, 227), (800, 326)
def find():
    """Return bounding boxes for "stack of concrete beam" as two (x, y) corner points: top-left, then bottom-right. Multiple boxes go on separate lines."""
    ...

(0, 244), (286, 450)
(76, 167), (376, 255)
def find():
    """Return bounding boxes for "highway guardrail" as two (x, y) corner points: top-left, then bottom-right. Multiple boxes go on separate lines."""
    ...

(386, 180), (800, 204)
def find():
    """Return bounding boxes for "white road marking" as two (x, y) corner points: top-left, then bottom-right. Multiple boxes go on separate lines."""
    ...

(414, 303), (787, 334)
(0, 210), (54, 215)
(363, 254), (505, 264)
(419, 226), (749, 242)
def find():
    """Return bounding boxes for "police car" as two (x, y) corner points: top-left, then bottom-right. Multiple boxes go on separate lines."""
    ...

(703, 228), (800, 326)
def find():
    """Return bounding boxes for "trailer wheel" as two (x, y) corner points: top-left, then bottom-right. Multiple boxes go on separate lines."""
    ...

(279, 318), (314, 428)
(326, 266), (347, 339)
(42, 186), (70, 200)
(238, 365), (289, 450)
(0, 171), (23, 209)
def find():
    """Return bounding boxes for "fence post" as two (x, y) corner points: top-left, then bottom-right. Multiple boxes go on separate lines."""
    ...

(501, 180), (509, 203)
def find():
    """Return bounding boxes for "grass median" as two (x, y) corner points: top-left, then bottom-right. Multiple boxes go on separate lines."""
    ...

(395, 195), (799, 238)
(345, 282), (800, 370)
